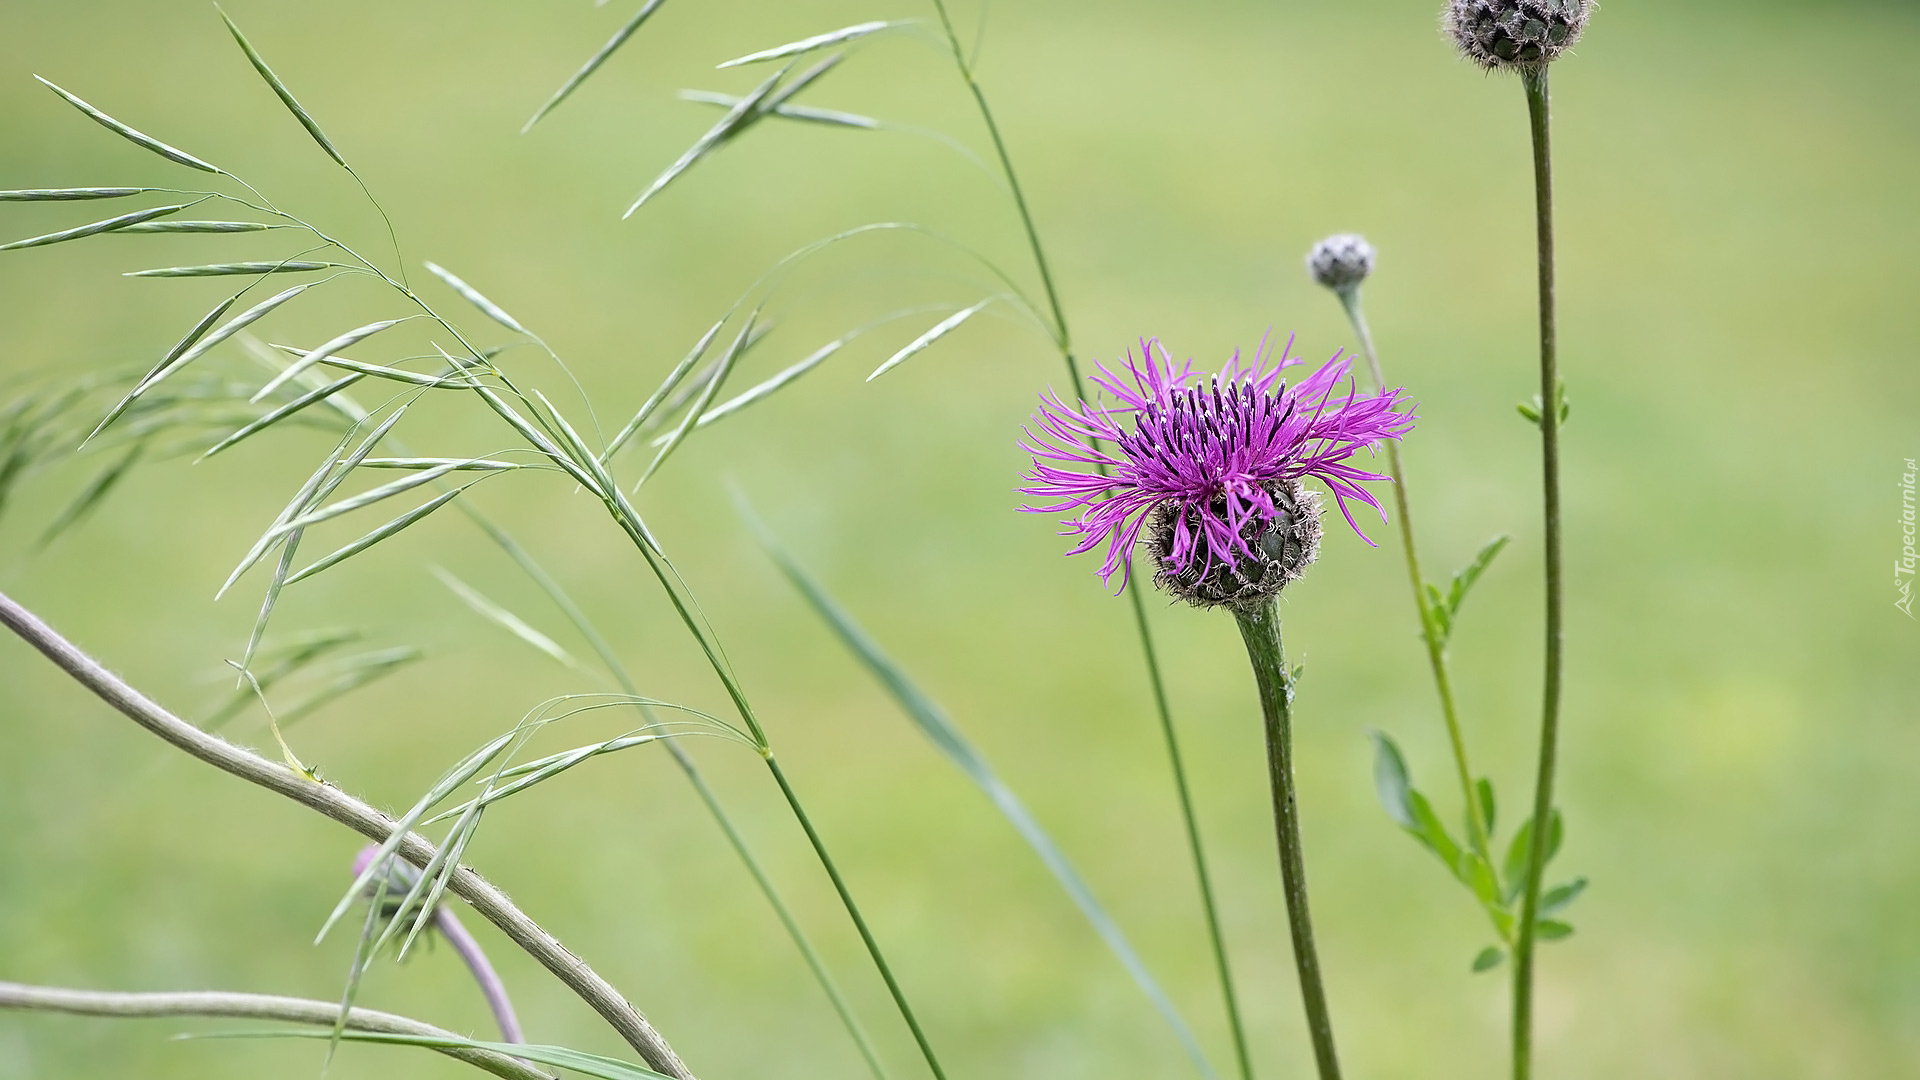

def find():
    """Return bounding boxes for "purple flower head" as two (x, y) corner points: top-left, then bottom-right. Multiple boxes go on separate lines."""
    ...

(1019, 336), (1415, 602)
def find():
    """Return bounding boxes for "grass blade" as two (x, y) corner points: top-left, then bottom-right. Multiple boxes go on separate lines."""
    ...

(423, 261), (530, 335)
(635, 310), (755, 488)
(125, 260), (340, 277)
(623, 65), (788, 217)
(91, 293), (241, 440)
(678, 90), (877, 130)
(866, 300), (989, 381)
(522, 0), (670, 133)
(36, 438), (145, 547)
(275, 646), (423, 726)
(0, 187), (151, 201)
(285, 486), (467, 585)
(601, 316), (725, 461)
(34, 76), (221, 173)
(134, 283), (315, 399)
(747, 506), (1218, 1079)
(253, 319), (405, 402)
(200, 372), (365, 461)
(716, 21), (906, 68)
(0, 203), (188, 250)
(113, 220), (273, 234)
(217, 6), (346, 166)
(206, 1029), (676, 1080)
(663, 331), (850, 440)
(432, 567), (580, 670)
(276, 462), (475, 535)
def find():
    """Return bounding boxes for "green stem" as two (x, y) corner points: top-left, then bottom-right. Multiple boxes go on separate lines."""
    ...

(1232, 601), (1342, 1080)
(1127, 584), (1255, 1080)
(925, 8), (1248, 1075)
(1513, 66), (1565, 1080)
(1335, 290), (1490, 858)
(460, 508), (889, 1080)
(766, 755), (948, 1080)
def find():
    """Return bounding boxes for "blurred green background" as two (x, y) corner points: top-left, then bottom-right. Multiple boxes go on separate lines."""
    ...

(2, 1), (1916, 1077)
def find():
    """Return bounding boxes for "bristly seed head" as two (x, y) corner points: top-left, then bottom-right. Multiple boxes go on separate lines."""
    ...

(1444, 0), (1593, 71)
(1307, 234), (1376, 294)
(1019, 337), (1414, 604)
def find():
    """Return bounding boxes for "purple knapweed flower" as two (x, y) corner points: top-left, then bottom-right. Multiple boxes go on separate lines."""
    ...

(1019, 337), (1415, 609)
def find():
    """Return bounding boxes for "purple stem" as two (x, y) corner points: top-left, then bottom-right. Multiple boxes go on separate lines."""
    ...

(435, 905), (525, 1044)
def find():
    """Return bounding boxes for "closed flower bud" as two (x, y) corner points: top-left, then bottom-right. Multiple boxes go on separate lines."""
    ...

(1444, 0), (1592, 71)
(1306, 234), (1376, 294)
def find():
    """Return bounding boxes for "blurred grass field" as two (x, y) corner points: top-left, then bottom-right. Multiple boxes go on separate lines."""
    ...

(2, 0), (1917, 1077)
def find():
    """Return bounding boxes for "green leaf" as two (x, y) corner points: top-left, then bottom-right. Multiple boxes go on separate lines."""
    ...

(623, 64), (790, 217)
(522, 0), (670, 133)
(113, 220), (273, 233)
(1475, 776), (1497, 838)
(125, 260), (341, 277)
(432, 566), (580, 671)
(716, 20), (908, 68)
(1457, 850), (1503, 908)
(1407, 789), (1463, 869)
(1471, 946), (1505, 973)
(0, 203), (188, 250)
(1535, 919), (1575, 941)
(744, 501), (1218, 1080)
(1367, 729), (1417, 830)
(866, 299), (990, 381)
(1501, 809), (1565, 904)
(35, 76), (222, 173)
(1539, 876), (1588, 917)
(0, 187), (152, 201)
(205, 1028), (677, 1080)
(678, 89), (878, 129)
(423, 261), (531, 336)
(1444, 534), (1510, 622)
(218, 6), (346, 166)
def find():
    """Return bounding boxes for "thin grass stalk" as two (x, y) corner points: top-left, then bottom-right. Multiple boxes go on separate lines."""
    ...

(1232, 600), (1341, 1080)
(1335, 289), (1490, 857)
(1512, 66), (1565, 1080)
(459, 509), (890, 1080)
(924, 5), (1249, 1072)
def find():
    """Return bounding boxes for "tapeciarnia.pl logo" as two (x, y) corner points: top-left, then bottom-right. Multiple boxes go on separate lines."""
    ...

(1898, 457), (1916, 619)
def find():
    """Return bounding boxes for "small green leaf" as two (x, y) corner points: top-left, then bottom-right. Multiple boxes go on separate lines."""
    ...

(1457, 851), (1503, 908)
(0, 202), (188, 250)
(113, 219), (273, 233)
(126, 260), (340, 277)
(0, 187), (152, 201)
(1502, 809), (1565, 904)
(1407, 789), (1463, 869)
(1445, 534), (1511, 621)
(716, 20), (908, 68)
(1535, 919), (1575, 941)
(1539, 876), (1588, 916)
(218, 6), (346, 166)
(866, 300), (990, 381)
(35, 76), (222, 173)
(1471, 946), (1505, 973)
(423, 261), (532, 336)
(522, 0), (671, 133)
(1367, 729), (1417, 830)
(1475, 776), (1497, 838)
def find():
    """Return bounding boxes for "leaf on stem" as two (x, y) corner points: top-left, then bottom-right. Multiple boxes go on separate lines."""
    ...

(217, 6), (347, 166)
(0, 203), (189, 250)
(1471, 946), (1506, 973)
(34, 76), (223, 173)
(866, 300), (989, 381)
(522, 0), (671, 133)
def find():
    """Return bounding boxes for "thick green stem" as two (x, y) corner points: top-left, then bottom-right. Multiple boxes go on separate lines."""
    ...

(927, 4), (1248, 1075)
(1336, 291), (1490, 858)
(1513, 66), (1565, 1080)
(1127, 584), (1254, 1080)
(1232, 601), (1342, 1080)
(765, 756), (948, 1080)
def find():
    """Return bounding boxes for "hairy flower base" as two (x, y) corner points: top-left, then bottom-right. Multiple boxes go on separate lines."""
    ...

(1152, 478), (1322, 611)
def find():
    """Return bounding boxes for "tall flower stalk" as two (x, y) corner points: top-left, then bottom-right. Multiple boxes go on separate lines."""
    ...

(1442, 3), (1592, 1075)
(923, 3), (1253, 1074)
(1021, 342), (1414, 1080)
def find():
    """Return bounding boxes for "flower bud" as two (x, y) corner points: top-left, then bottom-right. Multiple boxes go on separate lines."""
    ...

(1150, 479), (1322, 611)
(1306, 234), (1375, 294)
(1444, 0), (1592, 71)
